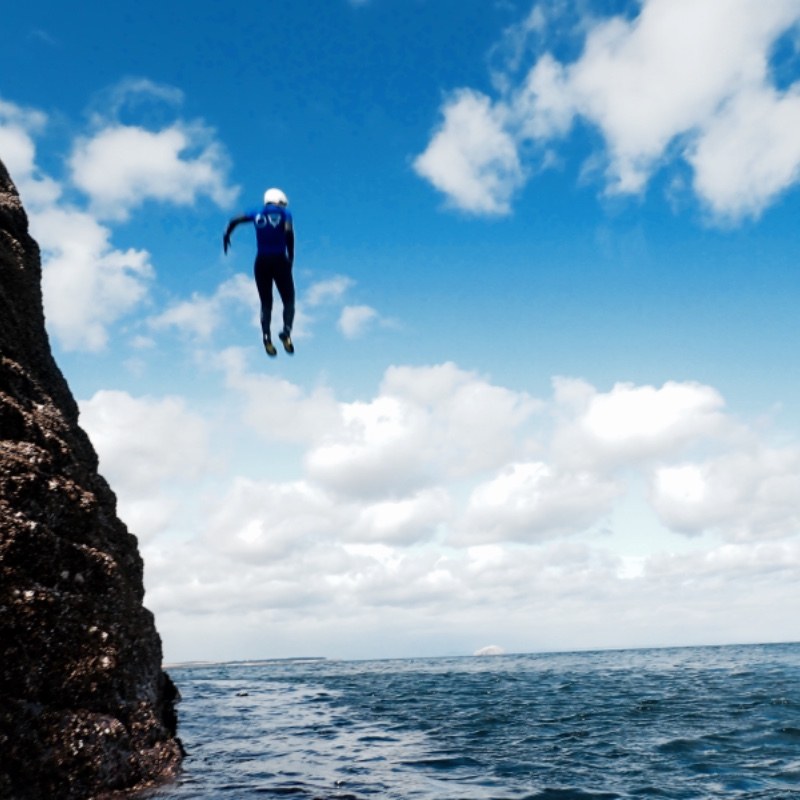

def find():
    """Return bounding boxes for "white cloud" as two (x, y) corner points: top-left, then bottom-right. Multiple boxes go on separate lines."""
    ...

(519, 0), (786, 191)
(338, 304), (378, 338)
(305, 394), (435, 498)
(350, 488), (452, 544)
(100, 77), (185, 119)
(416, 0), (800, 221)
(0, 99), (60, 207)
(149, 293), (221, 341)
(413, 89), (525, 215)
(150, 271), (335, 347)
(489, 5), (548, 91)
(216, 347), (341, 444)
(385, 362), (541, 470)
(461, 461), (621, 543)
(305, 275), (356, 307)
(551, 377), (730, 468)
(280, 274), (390, 342)
(204, 477), (340, 562)
(201, 477), (451, 565)
(529, 0), (800, 213)
(116, 364), (800, 660)
(149, 273), (255, 341)
(580, 381), (725, 443)
(0, 120), (38, 178)
(80, 390), (212, 540)
(552, 378), (737, 471)
(651, 444), (800, 541)
(69, 121), (238, 220)
(146, 513), (800, 661)
(306, 362), (540, 499)
(689, 83), (800, 219)
(36, 207), (154, 351)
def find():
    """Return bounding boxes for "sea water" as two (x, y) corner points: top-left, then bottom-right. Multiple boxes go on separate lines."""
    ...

(146, 643), (800, 799)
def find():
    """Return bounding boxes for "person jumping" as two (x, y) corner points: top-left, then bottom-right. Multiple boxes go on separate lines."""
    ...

(223, 187), (295, 357)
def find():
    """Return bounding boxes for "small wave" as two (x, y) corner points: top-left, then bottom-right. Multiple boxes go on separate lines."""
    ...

(400, 755), (482, 769)
(521, 789), (621, 800)
(656, 737), (702, 754)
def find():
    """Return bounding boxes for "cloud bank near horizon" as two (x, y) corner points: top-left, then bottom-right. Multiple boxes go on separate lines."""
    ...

(80, 362), (800, 660)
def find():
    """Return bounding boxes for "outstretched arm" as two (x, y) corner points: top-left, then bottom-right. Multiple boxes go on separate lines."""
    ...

(223, 216), (250, 254)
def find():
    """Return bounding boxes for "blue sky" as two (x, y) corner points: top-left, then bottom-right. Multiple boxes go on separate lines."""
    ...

(3, 0), (800, 662)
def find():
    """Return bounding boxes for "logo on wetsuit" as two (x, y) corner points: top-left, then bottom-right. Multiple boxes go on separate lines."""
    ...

(255, 213), (283, 228)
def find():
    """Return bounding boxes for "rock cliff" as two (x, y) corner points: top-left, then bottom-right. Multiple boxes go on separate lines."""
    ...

(0, 160), (182, 799)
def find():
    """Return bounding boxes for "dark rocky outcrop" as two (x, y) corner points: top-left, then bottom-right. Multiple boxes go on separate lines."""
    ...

(0, 160), (182, 799)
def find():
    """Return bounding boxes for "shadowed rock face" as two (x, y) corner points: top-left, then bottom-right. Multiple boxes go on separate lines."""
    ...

(0, 161), (182, 799)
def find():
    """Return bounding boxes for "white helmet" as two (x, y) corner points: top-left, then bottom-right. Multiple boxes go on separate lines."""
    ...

(264, 187), (288, 206)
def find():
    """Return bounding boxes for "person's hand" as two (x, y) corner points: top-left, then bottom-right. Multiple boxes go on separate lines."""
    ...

(223, 232), (231, 254)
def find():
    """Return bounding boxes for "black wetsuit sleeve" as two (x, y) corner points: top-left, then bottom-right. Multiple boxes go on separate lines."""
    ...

(225, 215), (250, 238)
(223, 215), (251, 253)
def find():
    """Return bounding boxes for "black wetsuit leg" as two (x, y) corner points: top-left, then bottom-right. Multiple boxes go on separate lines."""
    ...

(253, 254), (274, 338)
(273, 256), (296, 333)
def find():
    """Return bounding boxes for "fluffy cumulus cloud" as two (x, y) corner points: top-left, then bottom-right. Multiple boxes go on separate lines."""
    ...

(0, 99), (60, 206)
(305, 276), (356, 307)
(551, 377), (730, 467)
(216, 346), (342, 443)
(651, 444), (800, 540)
(349, 488), (452, 544)
(202, 478), (451, 564)
(305, 362), (541, 498)
(413, 89), (525, 214)
(148, 273), (255, 341)
(687, 82), (800, 218)
(283, 274), (389, 343)
(461, 461), (621, 543)
(80, 390), (212, 540)
(69, 76), (238, 220)
(205, 362), (800, 548)
(70, 121), (238, 220)
(204, 478), (341, 562)
(37, 207), (154, 351)
(338, 304), (379, 338)
(416, 0), (800, 221)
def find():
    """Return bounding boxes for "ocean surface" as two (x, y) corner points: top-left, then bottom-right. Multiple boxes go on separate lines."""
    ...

(146, 643), (800, 799)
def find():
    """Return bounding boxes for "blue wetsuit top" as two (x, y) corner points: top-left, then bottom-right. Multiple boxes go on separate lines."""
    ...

(245, 203), (294, 259)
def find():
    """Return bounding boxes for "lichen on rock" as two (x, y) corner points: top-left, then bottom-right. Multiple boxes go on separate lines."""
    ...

(0, 160), (182, 799)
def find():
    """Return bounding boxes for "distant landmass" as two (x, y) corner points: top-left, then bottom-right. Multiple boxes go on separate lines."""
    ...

(474, 645), (506, 656)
